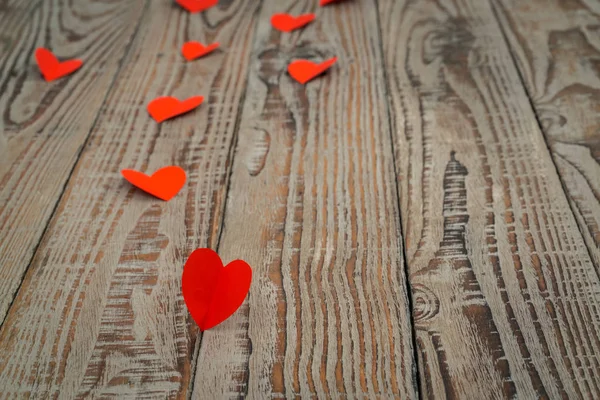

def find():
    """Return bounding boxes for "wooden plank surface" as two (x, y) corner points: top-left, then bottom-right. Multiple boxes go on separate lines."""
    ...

(191, 0), (418, 398)
(0, 0), (259, 397)
(378, 0), (600, 398)
(492, 0), (600, 269)
(0, 0), (146, 319)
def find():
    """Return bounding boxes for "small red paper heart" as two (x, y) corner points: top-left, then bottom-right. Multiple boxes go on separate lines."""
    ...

(271, 13), (316, 32)
(175, 0), (217, 13)
(320, 0), (346, 5)
(35, 48), (82, 82)
(182, 248), (252, 331)
(147, 96), (204, 123)
(288, 57), (337, 84)
(182, 41), (219, 61)
(121, 166), (186, 201)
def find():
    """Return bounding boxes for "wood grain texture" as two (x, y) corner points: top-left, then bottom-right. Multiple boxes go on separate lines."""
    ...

(492, 0), (600, 270)
(378, 0), (600, 398)
(0, 0), (259, 397)
(191, 0), (418, 398)
(0, 0), (146, 320)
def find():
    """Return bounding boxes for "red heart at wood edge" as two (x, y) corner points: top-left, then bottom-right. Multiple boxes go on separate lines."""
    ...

(121, 166), (186, 201)
(288, 57), (337, 84)
(175, 0), (218, 13)
(35, 48), (82, 82)
(320, 0), (346, 5)
(271, 13), (316, 32)
(147, 96), (204, 123)
(181, 42), (220, 61)
(182, 248), (252, 331)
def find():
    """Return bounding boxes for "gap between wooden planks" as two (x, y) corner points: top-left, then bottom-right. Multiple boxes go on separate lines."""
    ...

(0, 0), (260, 397)
(379, 0), (600, 398)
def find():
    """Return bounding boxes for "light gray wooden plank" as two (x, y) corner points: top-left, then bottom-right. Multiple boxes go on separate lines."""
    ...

(379, 0), (600, 397)
(191, 0), (418, 398)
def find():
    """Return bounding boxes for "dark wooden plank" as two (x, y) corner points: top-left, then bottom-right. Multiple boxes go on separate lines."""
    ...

(492, 0), (600, 270)
(191, 0), (418, 397)
(0, 0), (260, 397)
(378, 0), (600, 398)
(0, 0), (146, 319)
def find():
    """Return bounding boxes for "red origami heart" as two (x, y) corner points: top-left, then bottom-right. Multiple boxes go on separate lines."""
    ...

(35, 48), (82, 82)
(147, 96), (204, 123)
(121, 166), (186, 201)
(182, 248), (252, 331)
(176, 0), (218, 13)
(182, 41), (219, 61)
(271, 13), (316, 32)
(288, 57), (337, 84)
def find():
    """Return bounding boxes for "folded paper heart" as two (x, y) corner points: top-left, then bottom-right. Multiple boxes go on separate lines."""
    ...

(121, 166), (186, 201)
(175, 0), (217, 13)
(271, 13), (316, 32)
(35, 48), (82, 82)
(288, 57), (337, 84)
(182, 41), (219, 61)
(147, 96), (204, 123)
(182, 248), (252, 331)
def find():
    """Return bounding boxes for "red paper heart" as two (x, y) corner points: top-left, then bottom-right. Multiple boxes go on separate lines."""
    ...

(288, 57), (337, 84)
(271, 13), (316, 32)
(182, 41), (219, 61)
(320, 0), (346, 5)
(35, 48), (82, 82)
(147, 96), (204, 123)
(175, 0), (217, 13)
(121, 166), (186, 201)
(182, 248), (252, 331)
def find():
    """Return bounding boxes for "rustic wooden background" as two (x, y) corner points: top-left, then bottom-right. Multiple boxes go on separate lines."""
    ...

(1, 0), (599, 398)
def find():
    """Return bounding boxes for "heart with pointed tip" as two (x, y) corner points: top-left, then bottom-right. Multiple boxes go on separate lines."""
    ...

(175, 0), (217, 13)
(147, 96), (204, 123)
(182, 248), (252, 331)
(288, 57), (337, 84)
(271, 13), (315, 32)
(35, 48), (82, 82)
(121, 166), (186, 201)
(182, 41), (219, 61)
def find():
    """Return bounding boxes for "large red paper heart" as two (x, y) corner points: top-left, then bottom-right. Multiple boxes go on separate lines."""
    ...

(147, 96), (204, 123)
(121, 166), (186, 201)
(288, 57), (337, 84)
(182, 41), (219, 61)
(175, 0), (217, 13)
(271, 13), (316, 32)
(35, 48), (82, 82)
(182, 248), (252, 331)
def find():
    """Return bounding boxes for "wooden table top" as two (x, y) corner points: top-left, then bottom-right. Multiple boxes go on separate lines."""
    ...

(1, 0), (599, 398)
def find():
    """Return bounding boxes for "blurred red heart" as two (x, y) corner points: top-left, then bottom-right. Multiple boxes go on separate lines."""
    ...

(182, 248), (252, 331)
(121, 166), (186, 201)
(271, 13), (315, 32)
(35, 48), (82, 81)
(182, 41), (219, 61)
(147, 96), (204, 123)
(320, 0), (346, 5)
(176, 0), (217, 13)
(288, 57), (337, 84)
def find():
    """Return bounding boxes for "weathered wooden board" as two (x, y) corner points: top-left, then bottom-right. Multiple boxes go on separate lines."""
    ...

(191, 0), (418, 398)
(0, 0), (146, 320)
(492, 0), (600, 270)
(378, 0), (600, 398)
(0, 0), (260, 397)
